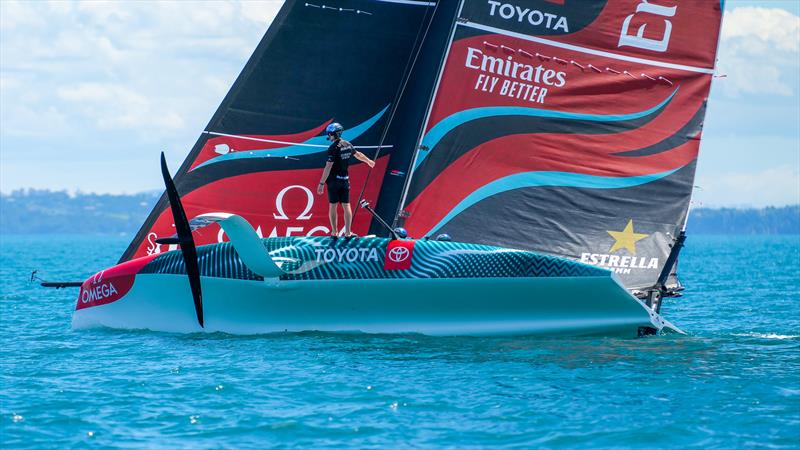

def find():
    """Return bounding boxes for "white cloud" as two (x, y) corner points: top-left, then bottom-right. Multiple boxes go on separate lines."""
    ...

(717, 7), (800, 97)
(1, 0), (796, 207)
(46, 1), (74, 15)
(0, 74), (19, 91)
(0, 0), (274, 142)
(56, 82), (185, 131)
(1, 0), (285, 196)
(0, 104), (70, 138)
(76, 1), (133, 23)
(722, 7), (799, 52)
(57, 83), (142, 104)
(241, 1), (284, 24)
(0, 0), (48, 31)
(202, 75), (233, 97)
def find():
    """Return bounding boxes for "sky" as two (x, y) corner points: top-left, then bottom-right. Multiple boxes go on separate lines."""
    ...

(0, 0), (798, 208)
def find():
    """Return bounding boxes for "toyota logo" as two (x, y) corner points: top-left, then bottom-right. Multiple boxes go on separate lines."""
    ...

(388, 246), (410, 263)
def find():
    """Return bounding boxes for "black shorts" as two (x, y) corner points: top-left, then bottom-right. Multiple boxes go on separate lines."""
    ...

(327, 179), (350, 204)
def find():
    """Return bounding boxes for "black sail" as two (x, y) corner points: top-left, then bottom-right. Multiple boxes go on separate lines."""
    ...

(121, 0), (443, 262)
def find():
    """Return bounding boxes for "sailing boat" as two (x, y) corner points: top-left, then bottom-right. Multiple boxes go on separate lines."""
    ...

(56, 0), (723, 336)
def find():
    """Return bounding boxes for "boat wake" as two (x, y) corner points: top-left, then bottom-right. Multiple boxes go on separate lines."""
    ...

(732, 332), (799, 340)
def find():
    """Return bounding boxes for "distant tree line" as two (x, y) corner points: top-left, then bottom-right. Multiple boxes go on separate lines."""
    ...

(687, 205), (799, 235)
(0, 189), (160, 235)
(1, 189), (798, 235)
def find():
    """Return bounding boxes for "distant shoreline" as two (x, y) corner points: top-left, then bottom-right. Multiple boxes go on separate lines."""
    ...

(1, 189), (798, 235)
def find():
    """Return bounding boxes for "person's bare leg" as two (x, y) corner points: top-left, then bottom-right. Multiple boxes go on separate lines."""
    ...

(342, 202), (353, 237)
(328, 203), (338, 236)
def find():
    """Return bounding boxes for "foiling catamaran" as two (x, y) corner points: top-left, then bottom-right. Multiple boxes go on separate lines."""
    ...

(43, 0), (723, 336)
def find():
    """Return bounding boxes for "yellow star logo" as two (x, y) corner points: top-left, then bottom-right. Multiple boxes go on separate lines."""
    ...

(607, 220), (648, 255)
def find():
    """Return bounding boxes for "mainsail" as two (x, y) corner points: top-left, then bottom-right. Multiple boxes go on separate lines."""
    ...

(123, 0), (723, 294)
(121, 0), (443, 261)
(395, 0), (723, 290)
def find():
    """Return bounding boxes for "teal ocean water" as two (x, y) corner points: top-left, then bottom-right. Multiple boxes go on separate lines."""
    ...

(1, 234), (798, 448)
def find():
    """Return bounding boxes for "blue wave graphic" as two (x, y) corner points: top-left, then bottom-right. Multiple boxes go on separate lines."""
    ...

(194, 105), (390, 170)
(413, 88), (678, 170)
(424, 168), (680, 235)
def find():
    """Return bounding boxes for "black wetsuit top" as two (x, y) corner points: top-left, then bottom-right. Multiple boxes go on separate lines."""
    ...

(326, 139), (354, 183)
(326, 139), (354, 203)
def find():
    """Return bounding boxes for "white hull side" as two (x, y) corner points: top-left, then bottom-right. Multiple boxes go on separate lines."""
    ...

(72, 274), (671, 336)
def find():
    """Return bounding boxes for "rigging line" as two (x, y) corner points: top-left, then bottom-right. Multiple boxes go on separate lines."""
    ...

(353, 4), (439, 214)
(202, 131), (393, 149)
(394, 0), (464, 226)
(352, 1), (441, 226)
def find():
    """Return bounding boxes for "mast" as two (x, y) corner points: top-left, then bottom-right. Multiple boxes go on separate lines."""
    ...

(367, 1), (464, 233)
(392, 0), (466, 228)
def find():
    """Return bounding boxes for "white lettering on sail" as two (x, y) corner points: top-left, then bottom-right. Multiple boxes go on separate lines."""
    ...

(464, 49), (568, 86)
(146, 232), (161, 255)
(269, 185), (329, 237)
(146, 232), (178, 255)
(618, 0), (677, 53)
(580, 252), (659, 275)
(214, 184), (331, 243)
(274, 185), (314, 220)
(487, 1), (569, 32)
(464, 47), (566, 104)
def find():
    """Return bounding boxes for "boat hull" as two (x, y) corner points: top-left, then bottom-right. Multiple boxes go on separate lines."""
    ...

(72, 273), (666, 336)
(72, 236), (676, 336)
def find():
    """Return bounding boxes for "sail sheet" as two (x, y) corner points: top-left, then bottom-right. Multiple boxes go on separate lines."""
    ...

(121, 0), (439, 262)
(398, 0), (723, 290)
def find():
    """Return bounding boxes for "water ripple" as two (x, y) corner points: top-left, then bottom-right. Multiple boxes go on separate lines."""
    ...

(1, 235), (798, 448)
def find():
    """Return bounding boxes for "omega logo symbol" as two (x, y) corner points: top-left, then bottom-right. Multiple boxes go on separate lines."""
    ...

(388, 246), (410, 263)
(92, 270), (104, 285)
(274, 185), (314, 220)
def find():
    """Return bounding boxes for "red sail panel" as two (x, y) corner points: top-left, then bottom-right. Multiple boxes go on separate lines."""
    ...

(400, 0), (722, 290)
(130, 158), (388, 259)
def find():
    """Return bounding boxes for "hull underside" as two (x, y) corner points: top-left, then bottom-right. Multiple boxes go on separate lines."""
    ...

(72, 274), (671, 337)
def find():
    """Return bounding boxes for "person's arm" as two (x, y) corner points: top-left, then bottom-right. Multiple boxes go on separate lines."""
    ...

(354, 151), (375, 168)
(317, 161), (333, 195)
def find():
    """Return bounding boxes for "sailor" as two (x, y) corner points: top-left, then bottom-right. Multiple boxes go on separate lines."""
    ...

(316, 122), (375, 238)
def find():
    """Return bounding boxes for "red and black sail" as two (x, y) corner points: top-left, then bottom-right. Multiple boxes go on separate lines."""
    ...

(120, 0), (445, 261)
(395, 0), (723, 290)
(123, 0), (724, 293)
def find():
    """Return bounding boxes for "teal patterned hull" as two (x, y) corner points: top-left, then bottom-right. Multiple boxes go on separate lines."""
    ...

(72, 237), (673, 336)
(140, 236), (609, 281)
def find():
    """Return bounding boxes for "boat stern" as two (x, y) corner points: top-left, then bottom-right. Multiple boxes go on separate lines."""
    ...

(72, 254), (158, 330)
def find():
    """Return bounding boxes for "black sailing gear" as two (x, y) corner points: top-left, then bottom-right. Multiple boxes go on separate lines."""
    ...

(326, 138), (354, 203)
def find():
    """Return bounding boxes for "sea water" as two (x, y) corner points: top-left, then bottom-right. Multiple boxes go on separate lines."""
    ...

(1, 235), (798, 448)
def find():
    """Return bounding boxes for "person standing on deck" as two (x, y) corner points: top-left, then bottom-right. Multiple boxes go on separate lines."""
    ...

(316, 123), (375, 238)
